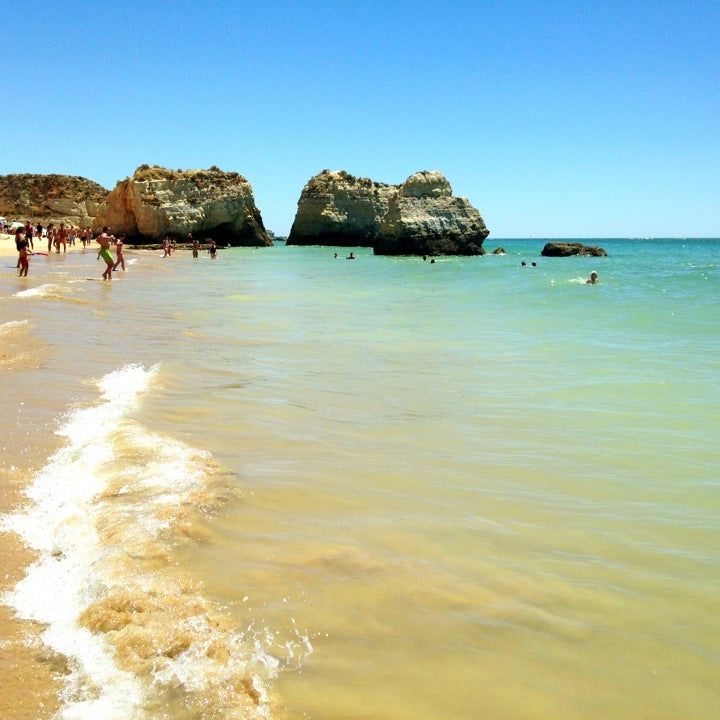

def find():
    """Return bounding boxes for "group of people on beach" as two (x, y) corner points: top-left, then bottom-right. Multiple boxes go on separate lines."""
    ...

(13, 223), (120, 279)
(13, 223), (220, 279)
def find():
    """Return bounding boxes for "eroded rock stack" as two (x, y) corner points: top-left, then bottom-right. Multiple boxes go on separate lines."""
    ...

(94, 165), (271, 245)
(287, 171), (395, 247)
(288, 170), (489, 255)
(0, 174), (109, 227)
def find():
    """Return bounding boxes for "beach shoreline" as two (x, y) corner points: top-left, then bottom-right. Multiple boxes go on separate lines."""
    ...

(0, 326), (65, 720)
(0, 472), (63, 720)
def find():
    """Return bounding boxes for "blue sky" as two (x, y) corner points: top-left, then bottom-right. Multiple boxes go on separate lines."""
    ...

(2, 1), (718, 236)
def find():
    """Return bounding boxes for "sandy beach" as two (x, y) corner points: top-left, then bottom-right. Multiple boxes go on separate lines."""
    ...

(1, 232), (20, 258)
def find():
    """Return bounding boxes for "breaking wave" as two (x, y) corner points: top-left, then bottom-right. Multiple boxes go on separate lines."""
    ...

(2, 364), (310, 719)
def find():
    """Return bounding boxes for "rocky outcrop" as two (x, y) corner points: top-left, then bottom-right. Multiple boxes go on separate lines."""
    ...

(288, 170), (489, 255)
(287, 171), (395, 247)
(94, 165), (271, 246)
(541, 242), (607, 257)
(0, 174), (108, 226)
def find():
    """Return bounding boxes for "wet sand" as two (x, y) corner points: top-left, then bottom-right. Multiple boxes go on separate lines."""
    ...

(0, 305), (63, 719)
(0, 471), (63, 720)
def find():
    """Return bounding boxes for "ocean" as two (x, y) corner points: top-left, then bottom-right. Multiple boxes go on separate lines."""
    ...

(1, 239), (718, 720)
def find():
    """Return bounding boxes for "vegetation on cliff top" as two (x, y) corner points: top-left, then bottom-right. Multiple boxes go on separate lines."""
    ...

(0, 174), (108, 219)
(131, 165), (248, 186)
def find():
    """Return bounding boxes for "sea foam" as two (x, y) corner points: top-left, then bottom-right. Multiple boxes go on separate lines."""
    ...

(2, 364), (157, 719)
(2, 363), (298, 720)
(0, 318), (29, 333)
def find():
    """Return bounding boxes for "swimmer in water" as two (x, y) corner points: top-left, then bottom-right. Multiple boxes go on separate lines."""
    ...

(346, 252), (355, 260)
(586, 271), (599, 284)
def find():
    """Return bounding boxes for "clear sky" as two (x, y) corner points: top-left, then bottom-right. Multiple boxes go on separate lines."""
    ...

(2, 1), (718, 237)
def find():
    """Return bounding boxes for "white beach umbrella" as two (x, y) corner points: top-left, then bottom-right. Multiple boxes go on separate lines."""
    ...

(8, 221), (25, 230)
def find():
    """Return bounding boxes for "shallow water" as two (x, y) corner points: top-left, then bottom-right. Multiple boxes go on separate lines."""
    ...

(1, 240), (719, 719)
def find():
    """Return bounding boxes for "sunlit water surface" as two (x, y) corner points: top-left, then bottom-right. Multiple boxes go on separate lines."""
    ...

(1, 239), (718, 719)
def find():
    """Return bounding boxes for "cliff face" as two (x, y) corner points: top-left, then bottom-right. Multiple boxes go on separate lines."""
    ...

(287, 170), (489, 255)
(0, 174), (108, 226)
(94, 165), (271, 245)
(375, 172), (488, 255)
(287, 171), (396, 247)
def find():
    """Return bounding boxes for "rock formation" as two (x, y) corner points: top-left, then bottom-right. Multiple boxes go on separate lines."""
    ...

(0, 174), (108, 226)
(287, 171), (395, 247)
(541, 242), (607, 257)
(288, 170), (489, 255)
(94, 165), (271, 246)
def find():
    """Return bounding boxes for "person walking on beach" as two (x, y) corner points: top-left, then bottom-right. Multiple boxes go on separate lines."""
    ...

(113, 235), (126, 271)
(162, 235), (171, 257)
(46, 223), (55, 253)
(96, 226), (115, 280)
(24, 222), (34, 250)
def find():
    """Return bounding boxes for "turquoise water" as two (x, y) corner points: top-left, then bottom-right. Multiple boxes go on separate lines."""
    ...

(2, 238), (719, 719)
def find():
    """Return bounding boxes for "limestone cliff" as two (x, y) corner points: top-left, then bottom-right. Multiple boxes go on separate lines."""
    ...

(0, 174), (108, 226)
(375, 172), (489, 255)
(287, 171), (396, 247)
(94, 165), (271, 246)
(287, 170), (489, 255)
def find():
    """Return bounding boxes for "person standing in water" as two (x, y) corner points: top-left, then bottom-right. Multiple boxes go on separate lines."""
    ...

(15, 227), (26, 269)
(56, 224), (68, 253)
(192, 238), (200, 258)
(96, 226), (115, 280)
(209, 239), (217, 259)
(113, 235), (126, 271)
(17, 229), (32, 276)
(46, 223), (55, 253)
